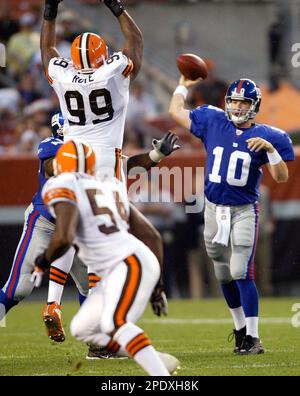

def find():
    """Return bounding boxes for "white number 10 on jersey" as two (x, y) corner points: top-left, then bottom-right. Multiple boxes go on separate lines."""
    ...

(209, 146), (251, 187)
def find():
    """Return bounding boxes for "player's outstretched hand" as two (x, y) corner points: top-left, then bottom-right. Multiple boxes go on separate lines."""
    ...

(101, 0), (124, 18)
(152, 131), (180, 157)
(150, 284), (168, 317)
(45, 0), (63, 5)
(30, 266), (45, 288)
(246, 137), (274, 153)
(179, 74), (203, 89)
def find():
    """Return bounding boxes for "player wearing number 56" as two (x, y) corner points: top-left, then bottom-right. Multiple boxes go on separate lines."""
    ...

(36, 140), (173, 376)
(169, 76), (294, 355)
(40, 0), (143, 180)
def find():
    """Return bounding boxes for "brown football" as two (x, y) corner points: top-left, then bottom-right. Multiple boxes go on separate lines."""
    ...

(176, 53), (208, 80)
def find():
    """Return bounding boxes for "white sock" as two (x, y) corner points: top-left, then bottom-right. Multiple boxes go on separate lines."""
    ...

(229, 307), (246, 330)
(48, 280), (64, 305)
(114, 323), (170, 376)
(134, 345), (170, 376)
(245, 317), (259, 338)
(47, 247), (75, 304)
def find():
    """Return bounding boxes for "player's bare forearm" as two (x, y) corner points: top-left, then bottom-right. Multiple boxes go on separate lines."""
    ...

(169, 94), (191, 129)
(40, 19), (60, 70)
(127, 153), (156, 175)
(119, 12), (143, 79)
(247, 137), (289, 183)
(267, 162), (289, 183)
(129, 204), (163, 270)
(45, 202), (79, 262)
(43, 158), (55, 178)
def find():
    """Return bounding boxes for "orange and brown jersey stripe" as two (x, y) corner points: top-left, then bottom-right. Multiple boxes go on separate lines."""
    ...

(50, 266), (68, 285)
(113, 255), (142, 329)
(115, 148), (122, 181)
(44, 188), (77, 206)
(88, 273), (101, 289)
(45, 67), (53, 85)
(107, 339), (120, 353)
(126, 332), (151, 357)
(122, 59), (134, 78)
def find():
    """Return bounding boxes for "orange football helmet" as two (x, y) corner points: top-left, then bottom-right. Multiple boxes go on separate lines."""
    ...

(54, 140), (96, 176)
(71, 32), (108, 71)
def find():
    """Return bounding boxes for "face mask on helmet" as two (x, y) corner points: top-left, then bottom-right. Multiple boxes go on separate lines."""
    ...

(53, 140), (96, 176)
(51, 112), (65, 140)
(71, 32), (108, 73)
(225, 79), (261, 125)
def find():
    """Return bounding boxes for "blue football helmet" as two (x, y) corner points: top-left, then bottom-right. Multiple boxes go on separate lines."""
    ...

(51, 112), (65, 140)
(225, 78), (262, 124)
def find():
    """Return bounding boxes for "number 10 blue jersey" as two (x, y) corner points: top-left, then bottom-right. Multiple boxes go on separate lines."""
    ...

(190, 105), (295, 205)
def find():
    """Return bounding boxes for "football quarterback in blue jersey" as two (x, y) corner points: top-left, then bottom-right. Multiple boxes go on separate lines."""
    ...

(169, 76), (294, 354)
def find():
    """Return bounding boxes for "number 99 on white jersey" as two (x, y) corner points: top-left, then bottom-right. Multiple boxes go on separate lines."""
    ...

(47, 52), (133, 150)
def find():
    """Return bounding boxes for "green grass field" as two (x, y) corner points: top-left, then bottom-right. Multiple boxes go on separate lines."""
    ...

(1, 298), (300, 376)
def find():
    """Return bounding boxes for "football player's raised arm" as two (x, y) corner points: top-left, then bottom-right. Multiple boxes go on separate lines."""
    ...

(44, 202), (79, 263)
(118, 12), (143, 80)
(169, 90), (191, 130)
(40, 1), (62, 70)
(169, 76), (201, 130)
(103, 1), (143, 80)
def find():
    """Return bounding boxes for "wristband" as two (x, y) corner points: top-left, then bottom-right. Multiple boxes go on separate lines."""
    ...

(267, 149), (282, 165)
(173, 85), (188, 100)
(149, 149), (165, 163)
(104, 0), (124, 18)
(44, 3), (59, 21)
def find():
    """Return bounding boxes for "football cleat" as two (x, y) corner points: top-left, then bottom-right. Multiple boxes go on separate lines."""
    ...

(42, 302), (66, 343)
(86, 345), (128, 360)
(238, 335), (265, 355)
(228, 326), (246, 353)
(158, 352), (181, 375)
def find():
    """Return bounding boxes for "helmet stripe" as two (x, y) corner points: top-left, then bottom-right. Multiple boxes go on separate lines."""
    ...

(86, 33), (92, 69)
(81, 33), (91, 69)
(73, 140), (86, 173)
(78, 34), (84, 69)
(236, 79), (244, 93)
(70, 141), (79, 172)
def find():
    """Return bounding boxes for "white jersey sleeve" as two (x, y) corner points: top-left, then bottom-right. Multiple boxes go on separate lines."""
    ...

(100, 51), (134, 79)
(42, 173), (78, 217)
(47, 57), (73, 85)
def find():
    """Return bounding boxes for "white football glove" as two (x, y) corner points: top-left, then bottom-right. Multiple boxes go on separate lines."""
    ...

(30, 266), (45, 288)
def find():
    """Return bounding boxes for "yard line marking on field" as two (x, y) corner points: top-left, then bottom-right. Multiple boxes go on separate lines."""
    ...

(203, 362), (300, 369)
(140, 317), (291, 325)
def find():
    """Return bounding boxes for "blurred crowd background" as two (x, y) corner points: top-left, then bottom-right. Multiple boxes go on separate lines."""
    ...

(0, 0), (300, 299)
